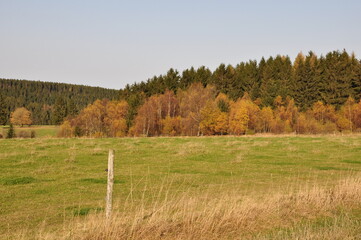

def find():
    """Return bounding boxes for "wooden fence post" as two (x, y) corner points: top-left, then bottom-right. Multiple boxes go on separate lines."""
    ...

(106, 149), (114, 221)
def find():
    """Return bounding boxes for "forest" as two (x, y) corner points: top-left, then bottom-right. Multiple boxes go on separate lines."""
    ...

(0, 78), (119, 125)
(1, 50), (361, 137)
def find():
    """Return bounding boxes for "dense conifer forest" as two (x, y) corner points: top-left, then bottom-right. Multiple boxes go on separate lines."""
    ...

(120, 50), (361, 109)
(0, 78), (119, 124)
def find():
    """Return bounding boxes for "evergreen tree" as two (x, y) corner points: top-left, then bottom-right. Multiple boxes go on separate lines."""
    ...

(293, 52), (322, 110)
(320, 51), (354, 107)
(67, 99), (78, 117)
(259, 57), (277, 106)
(0, 78), (118, 125)
(195, 66), (212, 87)
(211, 64), (235, 96)
(350, 53), (361, 100)
(179, 67), (197, 89)
(6, 124), (15, 138)
(52, 97), (68, 125)
(0, 93), (7, 125)
(163, 68), (180, 91)
(124, 92), (145, 129)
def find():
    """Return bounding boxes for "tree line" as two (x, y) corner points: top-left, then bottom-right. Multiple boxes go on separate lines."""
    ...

(119, 50), (361, 128)
(0, 78), (119, 125)
(59, 82), (361, 137)
(1, 50), (361, 137)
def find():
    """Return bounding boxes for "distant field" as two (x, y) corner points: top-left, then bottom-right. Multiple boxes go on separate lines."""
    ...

(1, 125), (59, 138)
(1, 136), (361, 239)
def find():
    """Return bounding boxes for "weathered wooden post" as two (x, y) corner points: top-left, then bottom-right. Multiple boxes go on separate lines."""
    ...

(106, 149), (114, 221)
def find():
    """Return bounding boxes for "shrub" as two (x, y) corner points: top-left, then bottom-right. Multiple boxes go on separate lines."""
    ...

(58, 120), (74, 137)
(17, 131), (30, 138)
(74, 126), (83, 137)
(6, 124), (15, 139)
(30, 130), (36, 138)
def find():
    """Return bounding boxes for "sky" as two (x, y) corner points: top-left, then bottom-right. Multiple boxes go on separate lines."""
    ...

(1, 0), (360, 90)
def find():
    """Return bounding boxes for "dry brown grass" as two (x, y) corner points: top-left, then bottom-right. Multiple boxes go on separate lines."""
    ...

(25, 175), (361, 240)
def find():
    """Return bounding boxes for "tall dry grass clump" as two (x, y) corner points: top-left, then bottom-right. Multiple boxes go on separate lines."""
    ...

(33, 176), (361, 240)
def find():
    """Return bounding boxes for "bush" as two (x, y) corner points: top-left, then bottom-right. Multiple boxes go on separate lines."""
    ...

(6, 124), (15, 139)
(17, 131), (31, 138)
(58, 120), (74, 137)
(74, 126), (83, 137)
(30, 130), (36, 138)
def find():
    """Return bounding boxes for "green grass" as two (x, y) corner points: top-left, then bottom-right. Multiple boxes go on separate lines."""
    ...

(1, 125), (59, 138)
(1, 135), (361, 238)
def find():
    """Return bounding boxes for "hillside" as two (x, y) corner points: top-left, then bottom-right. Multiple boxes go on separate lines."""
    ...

(0, 78), (119, 124)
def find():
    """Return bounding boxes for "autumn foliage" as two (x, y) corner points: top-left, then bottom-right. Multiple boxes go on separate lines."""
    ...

(10, 107), (32, 126)
(60, 83), (361, 137)
(59, 99), (128, 137)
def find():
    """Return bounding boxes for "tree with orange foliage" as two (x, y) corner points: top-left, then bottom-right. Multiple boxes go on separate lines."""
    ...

(105, 101), (128, 137)
(272, 96), (299, 133)
(58, 120), (74, 137)
(132, 95), (160, 136)
(178, 83), (215, 136)
(340, 96), (355, 132)
(60, 99), (129, 137)
(259, 107), (274, 133)
(312, 101), (326, 122)
(73, 99), (108, 136)
(133, 90), (180, 136)
(10, 107), (32, 126)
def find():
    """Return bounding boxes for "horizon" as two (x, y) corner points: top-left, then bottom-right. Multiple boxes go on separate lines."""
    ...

(1, 1), (361, 89)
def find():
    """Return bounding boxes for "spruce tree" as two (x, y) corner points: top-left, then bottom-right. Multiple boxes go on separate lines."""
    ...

(293, 52), (321, 110)
(67, 99), (78, 117)
(180, 67), (197, 89)
(0, 93), (7, 125)
(163, 68), (180, 92)
(52, 97), (68, 125)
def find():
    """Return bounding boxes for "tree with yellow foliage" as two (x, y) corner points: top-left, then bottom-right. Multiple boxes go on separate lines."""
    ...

(259, 107), (274, 132)
(105, 101), (128, 137)
(199, 101), (220, 135)
(161, 116), (181, 136)
(10, 107), (32, 126)
(59, 99), (129, 137)
(228, 100), (249, 135)
(58, 120), (74, 137)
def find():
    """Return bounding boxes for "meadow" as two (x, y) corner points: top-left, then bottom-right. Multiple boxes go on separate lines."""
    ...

(1, 125), (59, 138)
(1, 135), (361, 239)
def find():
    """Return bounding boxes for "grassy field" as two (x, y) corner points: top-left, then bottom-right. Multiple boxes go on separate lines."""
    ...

(1, 125), (59, 138)
(1, 135), (361, 239)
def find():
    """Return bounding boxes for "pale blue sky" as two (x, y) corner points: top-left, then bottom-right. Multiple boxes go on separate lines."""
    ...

(1, 0), (360, 89)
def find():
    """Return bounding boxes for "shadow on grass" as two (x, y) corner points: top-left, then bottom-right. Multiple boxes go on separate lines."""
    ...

(80, 178), (124, 184)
